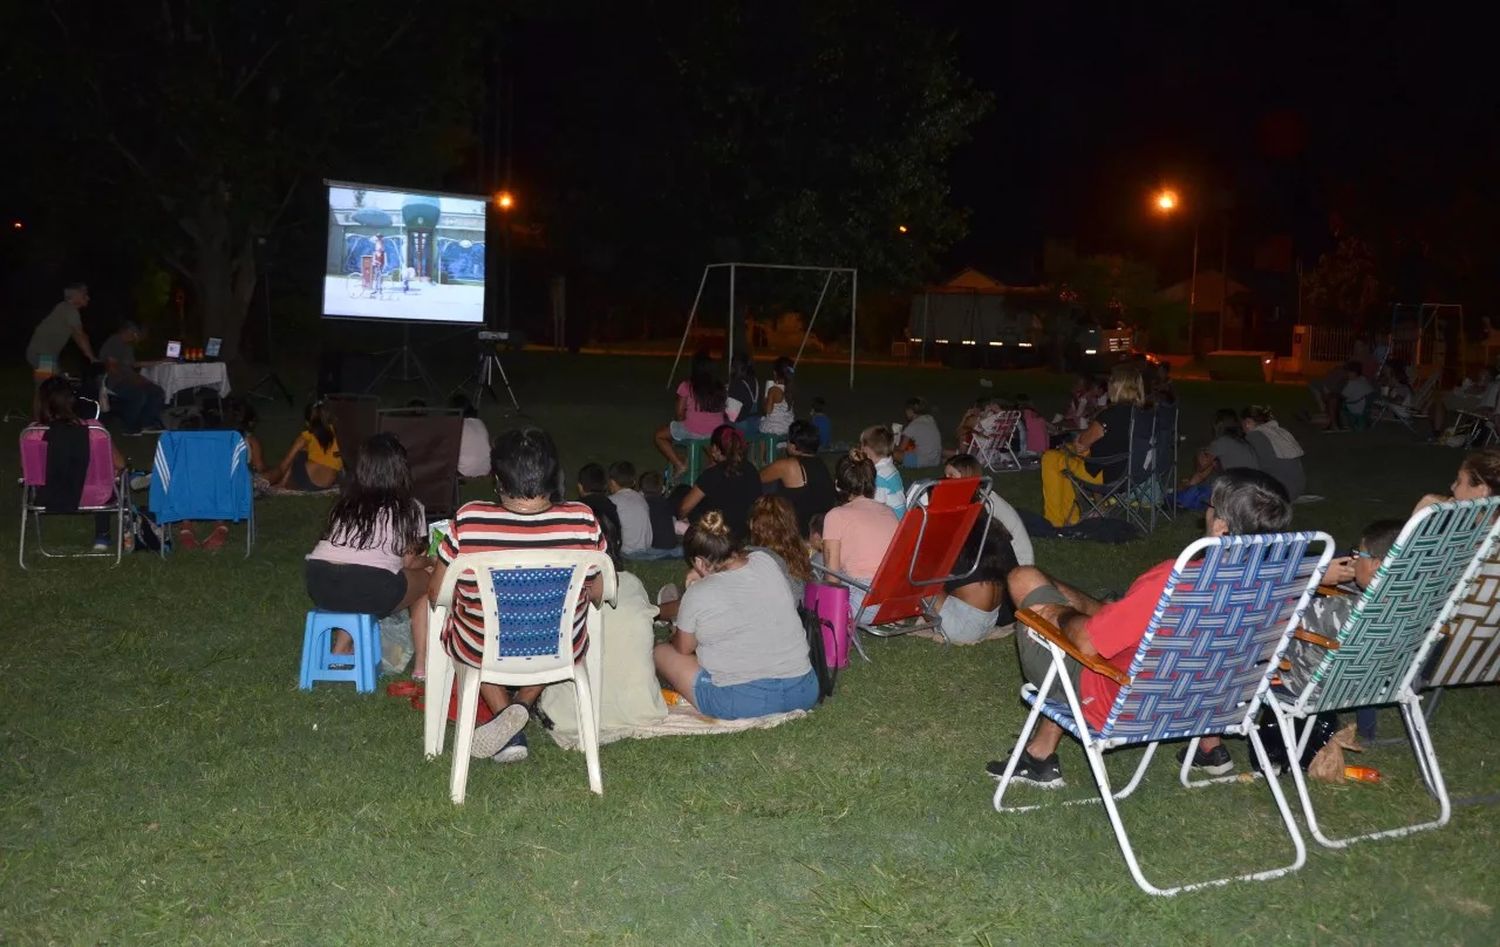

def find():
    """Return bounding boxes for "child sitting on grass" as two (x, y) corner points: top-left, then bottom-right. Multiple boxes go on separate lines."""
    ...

(859, 425), (906, 519)
(638, 470), (685, 553)
(609, 459), (677, 560)
(577, 462), (608, 502)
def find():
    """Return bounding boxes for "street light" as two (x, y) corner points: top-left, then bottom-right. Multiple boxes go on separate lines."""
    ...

(1153, 186), (1199, 357)
(495, 190), (515, 328)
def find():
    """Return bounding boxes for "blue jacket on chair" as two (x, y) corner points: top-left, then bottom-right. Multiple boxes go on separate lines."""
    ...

(149, 430), (254, 524)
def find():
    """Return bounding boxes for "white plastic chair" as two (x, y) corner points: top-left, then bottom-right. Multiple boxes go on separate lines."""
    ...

(424, 550), (617, 803)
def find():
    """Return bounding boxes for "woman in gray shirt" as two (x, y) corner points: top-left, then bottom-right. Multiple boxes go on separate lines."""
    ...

(653, 510), (819, 719)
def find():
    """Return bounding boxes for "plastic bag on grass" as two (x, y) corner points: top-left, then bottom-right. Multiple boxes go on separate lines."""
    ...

(1308, 724), (1363, 783)
(380, 612), (413, 675)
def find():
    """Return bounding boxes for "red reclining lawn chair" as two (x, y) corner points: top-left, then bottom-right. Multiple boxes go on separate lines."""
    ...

(812, 477), (989, 657)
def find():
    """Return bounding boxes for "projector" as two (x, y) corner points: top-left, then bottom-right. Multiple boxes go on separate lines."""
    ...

(477, 331), (511, 342)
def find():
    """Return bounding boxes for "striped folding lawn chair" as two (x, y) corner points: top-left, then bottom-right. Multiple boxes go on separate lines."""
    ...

(964, 409), (1022, 472)
(993, 531), (1334, 896)
(1268, 497), (1500, 847)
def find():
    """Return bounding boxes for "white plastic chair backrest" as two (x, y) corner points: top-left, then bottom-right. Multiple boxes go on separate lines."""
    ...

(434, 549), (618, 674)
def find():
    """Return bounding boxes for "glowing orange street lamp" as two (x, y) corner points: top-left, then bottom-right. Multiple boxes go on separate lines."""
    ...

(495, 190), (515, 211)
(1152, 185), (1199, 354)
(897, 224), (909, 234)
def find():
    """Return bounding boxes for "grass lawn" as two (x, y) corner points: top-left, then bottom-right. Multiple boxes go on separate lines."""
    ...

(2, 352), (1497, 944)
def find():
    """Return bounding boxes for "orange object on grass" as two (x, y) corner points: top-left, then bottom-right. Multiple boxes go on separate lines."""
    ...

(1344, 765), (1382, 784)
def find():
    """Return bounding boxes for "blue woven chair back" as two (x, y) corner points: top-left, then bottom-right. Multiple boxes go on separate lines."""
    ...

(1101, 531), (1327, 742)
(1306, 497), (1500, 712)
(489, 565), (578, 660)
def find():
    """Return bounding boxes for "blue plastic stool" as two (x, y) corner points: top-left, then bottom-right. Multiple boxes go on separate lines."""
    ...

(299, 611), (381, 693)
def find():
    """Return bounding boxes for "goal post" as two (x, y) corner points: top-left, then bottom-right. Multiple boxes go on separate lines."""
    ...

(667, 262), (859, 388)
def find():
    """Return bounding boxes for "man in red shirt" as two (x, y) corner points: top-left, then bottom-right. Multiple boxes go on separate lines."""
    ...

(988, 469), (1294, 788)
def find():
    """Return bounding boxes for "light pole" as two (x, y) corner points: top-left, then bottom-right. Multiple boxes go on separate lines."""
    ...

(1154, 188), (1199, 357)
(495, 189), (514, 329)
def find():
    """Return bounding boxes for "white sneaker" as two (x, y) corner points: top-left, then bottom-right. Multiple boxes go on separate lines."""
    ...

(468, 703), (529, 759)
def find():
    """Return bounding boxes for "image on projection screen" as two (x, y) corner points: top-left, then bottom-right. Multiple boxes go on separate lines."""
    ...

(322, 182), (486, 323)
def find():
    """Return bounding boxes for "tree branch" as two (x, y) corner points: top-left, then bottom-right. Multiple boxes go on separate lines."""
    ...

(232, 36), (286, 100)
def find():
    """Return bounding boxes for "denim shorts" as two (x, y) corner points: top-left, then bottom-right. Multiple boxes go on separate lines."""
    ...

(693, 668), (820, 719)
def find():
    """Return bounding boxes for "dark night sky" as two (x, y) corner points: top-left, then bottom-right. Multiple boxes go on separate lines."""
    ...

(899, 2), (1492, 283)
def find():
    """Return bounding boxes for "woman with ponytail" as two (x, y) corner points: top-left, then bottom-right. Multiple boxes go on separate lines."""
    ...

(653, 510), (820, 719)
(677, 423), (762, 540)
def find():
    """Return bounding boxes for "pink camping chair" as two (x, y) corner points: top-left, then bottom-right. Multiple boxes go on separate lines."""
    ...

(19, 421), (129, 568)
(963, 409), (1022, 471)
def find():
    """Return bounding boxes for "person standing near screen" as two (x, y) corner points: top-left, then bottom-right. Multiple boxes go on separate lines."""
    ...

(370, 234), (387, 297)
(26, 282), (97, 380)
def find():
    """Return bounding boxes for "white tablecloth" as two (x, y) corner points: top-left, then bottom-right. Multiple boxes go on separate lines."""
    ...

(140, 361), (232, 402)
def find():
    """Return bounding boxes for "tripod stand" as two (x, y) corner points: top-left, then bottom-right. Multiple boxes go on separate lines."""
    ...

(367, 324), (437, 397)
(455, 341), (520, 412)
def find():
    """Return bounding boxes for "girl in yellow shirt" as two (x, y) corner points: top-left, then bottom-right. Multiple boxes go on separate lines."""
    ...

(270, 401), (342, 491)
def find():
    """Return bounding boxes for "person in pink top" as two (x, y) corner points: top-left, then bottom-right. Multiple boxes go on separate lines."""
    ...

(654, 349), (728, 476)
(304, 432), (433, 679)
(821, 452), (899, 621)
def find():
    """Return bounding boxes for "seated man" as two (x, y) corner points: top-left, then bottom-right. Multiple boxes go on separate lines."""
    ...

(99, 321), (166, 434)
(989, 468), (1294, 787)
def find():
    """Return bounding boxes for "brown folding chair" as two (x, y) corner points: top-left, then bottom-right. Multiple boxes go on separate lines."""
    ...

(324, 393), (381, 473)
(378, 407), (463, 519)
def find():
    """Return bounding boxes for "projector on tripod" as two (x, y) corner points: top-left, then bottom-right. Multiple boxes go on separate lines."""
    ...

(477, 330), (509, 342)
(454, 329), (520, 412)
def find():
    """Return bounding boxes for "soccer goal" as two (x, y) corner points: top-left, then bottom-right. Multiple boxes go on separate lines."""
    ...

(666, 262), (859, 388)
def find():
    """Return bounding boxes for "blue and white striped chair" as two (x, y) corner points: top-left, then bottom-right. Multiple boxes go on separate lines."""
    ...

(993, 531), (1334, 896)
(1270, 498), (1500, 847)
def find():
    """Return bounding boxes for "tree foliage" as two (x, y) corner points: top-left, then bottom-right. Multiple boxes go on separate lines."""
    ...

(7, 0), (489, 357)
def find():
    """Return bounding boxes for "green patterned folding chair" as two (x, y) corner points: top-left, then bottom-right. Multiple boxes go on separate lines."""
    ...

(1430, 549), (1500, 691)
(993, 531), (1334, 896)
(1268, 497), (1500, 848)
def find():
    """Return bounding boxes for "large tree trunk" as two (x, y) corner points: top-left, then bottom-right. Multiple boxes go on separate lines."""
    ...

(187, 196), (258, 362)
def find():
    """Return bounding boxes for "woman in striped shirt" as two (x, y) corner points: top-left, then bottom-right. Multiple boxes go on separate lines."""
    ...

(429, 426), (606, 761)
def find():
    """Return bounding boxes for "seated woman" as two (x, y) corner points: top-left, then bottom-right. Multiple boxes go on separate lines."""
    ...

(943, 453), (1034, 567)
(1242, 405), (1305, 501)
(758, 420), (836, 535)
(821, 453), (899, 621)
(652, 511), (820, 719)
(304, 433), (432, 679)
(26, 376), (126, 551)
(538, 498), (669, 741)
(430, 426), (608, 762)
(678, 424), (761, 541)
(1039, 362), (1145, 526)
(748, 495), (814, 602)
(268, 401), (342, 491)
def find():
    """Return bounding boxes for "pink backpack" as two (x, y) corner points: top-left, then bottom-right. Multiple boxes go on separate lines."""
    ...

(803, 582), (851, 670)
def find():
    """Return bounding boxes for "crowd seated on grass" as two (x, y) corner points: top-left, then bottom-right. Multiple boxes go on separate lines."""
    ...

(757, 419), (836, 535)
(819, 453), (900, 622)
(1177, 408), (1258, 509)
(993, 468), (1295, 788)
(1039, 362), (1147, 526)
(303, 432), (432, 678)
(1429, 365), (1499, 441)
(677, 424), (761, 540)
(651, 510), (820, 720)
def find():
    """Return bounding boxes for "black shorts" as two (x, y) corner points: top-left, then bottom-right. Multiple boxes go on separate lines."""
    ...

(304, 559), (407, 618)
